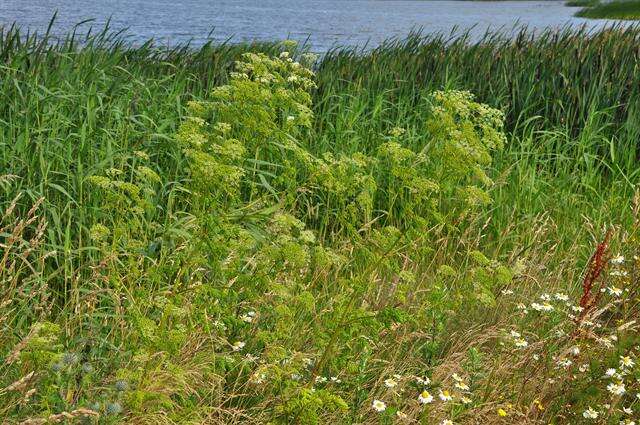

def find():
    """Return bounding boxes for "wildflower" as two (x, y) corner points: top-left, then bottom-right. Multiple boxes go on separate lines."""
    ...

(114, 379), (129, 392)
(232, 341), (246, 351)
(620, 356), (635, 368)
(608, 286), (623, 297)
(389, 127), (406, 137)
(600, 337), (615, 348)
(620, 420), (635, 425)
(572, 305), (584, 313)
(497, 408), (507, 417)
(557, 359), (573, 368)
(439, 390), (453, 402)
(315, 376), (328, 383)
(384, 378), (397, 388)
(240, 311), (256, 323)
(501, 289), (514, 295)
(605, 368), (618, 377)
(106, 402), (122, 416)
(554, 293), (569, 302)
(252, 372), (266, 384)
(441, 420), (454, 425)
(460, 396), (472, 404)
(623, 407), (633, 414)
(579, 364), (589, 372)
(540, 293), (551, 301)
(514, 338), (528, 349)
(62, 352), (79, 366)
(418, 390), (434, 404)
(611, 255), (625, 265)
(244, 354), (259, 362)
(330, 376), (341, 383)
(372, 399), (386, 412)
(610, 270), (628, 277)
(533, 399), (544, 411)
(531, 302), (554, 312)
(571, 346), (580, 356)
(607, 382), (626, 395)
(509, 330), (521, 339)
(291, 374), (302, 381)
(416, 376), (431, 386)
(455, 381), (470, 391)
(583, 407), (599, 419)
(451, 373), (463, 382)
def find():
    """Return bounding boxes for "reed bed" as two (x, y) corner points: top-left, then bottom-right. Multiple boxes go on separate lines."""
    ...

(1, 20), (640, 424)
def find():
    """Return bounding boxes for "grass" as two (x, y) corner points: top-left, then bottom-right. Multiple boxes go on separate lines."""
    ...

(1, 20), (640, 424)
(575, 0), (640, 19)
(565, 0), (600, 7)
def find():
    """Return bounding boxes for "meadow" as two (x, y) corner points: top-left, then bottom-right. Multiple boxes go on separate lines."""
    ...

(1, 22), (640, 424)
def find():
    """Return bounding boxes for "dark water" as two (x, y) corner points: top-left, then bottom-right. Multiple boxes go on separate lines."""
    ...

(0, 0), (628, 51)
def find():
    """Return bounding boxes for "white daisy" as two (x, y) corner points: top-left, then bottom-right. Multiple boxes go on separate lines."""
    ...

(620, 356), (635, 368)
(418, 390), (434, 404)
(582, 407), (598, 419)
(372, 399), (386, 412)
(439, 390), (453, 402)
(608, 286), (623, 297)
(607, 382), (626, 396)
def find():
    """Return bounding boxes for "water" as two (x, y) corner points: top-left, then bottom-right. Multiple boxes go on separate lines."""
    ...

(0, 0), (628, 52)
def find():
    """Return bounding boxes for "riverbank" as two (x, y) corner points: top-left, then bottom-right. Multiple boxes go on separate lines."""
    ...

(575, 0), (640, 19)
(1, 25), (639, 424)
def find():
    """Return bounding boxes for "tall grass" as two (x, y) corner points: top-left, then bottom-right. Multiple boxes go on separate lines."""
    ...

(316, 26), (640, 153)
(0, 22), (284, 301)
(1, 20), (640, 423)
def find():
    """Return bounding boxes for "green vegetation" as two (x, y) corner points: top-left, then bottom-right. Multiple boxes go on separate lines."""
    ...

(575, 0), (640, 19)
(1, 22), (640, 424)
(565, 0), (600, 7)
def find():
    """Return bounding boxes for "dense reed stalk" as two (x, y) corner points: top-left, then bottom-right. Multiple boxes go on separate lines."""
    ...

(315, 26), (640, 153)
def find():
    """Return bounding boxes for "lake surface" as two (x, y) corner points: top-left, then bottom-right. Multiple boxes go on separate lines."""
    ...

(0, 0), (630, 52)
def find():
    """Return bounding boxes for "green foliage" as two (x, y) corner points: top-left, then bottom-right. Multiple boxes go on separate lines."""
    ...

(1, 22), (639, 424)
(576, 0), (640, 19)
